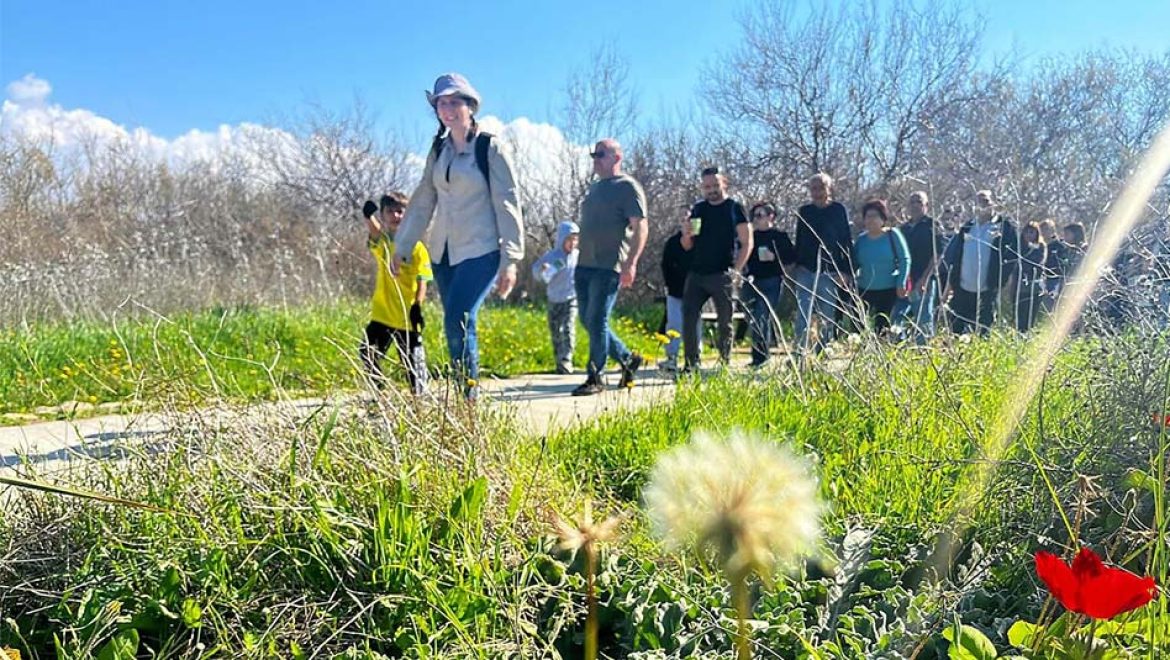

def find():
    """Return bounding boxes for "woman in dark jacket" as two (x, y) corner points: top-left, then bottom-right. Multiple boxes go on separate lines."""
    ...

(1013, 222), (1048, 332)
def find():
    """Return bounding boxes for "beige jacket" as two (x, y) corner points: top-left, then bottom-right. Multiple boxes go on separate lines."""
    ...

(394, 133), (524, 270)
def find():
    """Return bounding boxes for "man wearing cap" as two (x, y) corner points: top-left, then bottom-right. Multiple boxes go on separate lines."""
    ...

(571, 138), (648, 396)
(392, 73), (524, 400)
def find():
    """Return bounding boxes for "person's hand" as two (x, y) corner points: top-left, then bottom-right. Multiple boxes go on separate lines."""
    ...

(896, 286), (908, 299)
(389, 253), (407, 276)
(496, 263), (518, 298)
(409, 303), (425, 332)
(620, 262), (637, 289)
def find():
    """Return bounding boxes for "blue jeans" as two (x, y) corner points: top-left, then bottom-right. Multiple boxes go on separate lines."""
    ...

(793, 266), (842, 356)
(574, 266), (632, 380)
(431, 249), (500, 382)
(892, 279), (937, 344)
(664, 295), (702, 363)
(742, 276), (783, 364)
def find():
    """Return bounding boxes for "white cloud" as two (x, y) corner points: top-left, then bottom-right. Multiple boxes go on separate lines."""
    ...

(6, 74), (52, 105)
(0, 74), (590, 203)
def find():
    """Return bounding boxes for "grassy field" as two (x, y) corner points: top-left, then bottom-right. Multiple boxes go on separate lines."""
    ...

(0, 300), (664, 419)
(1, 305), (1168, 658)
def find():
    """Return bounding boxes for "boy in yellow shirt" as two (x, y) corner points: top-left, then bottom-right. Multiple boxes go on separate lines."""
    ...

(361, 193), (432, 394)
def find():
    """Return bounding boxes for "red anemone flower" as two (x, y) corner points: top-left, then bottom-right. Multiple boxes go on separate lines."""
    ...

(1034, 547), (1158, 620)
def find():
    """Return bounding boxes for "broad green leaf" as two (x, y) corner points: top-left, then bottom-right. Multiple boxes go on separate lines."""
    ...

(943, 623), (997, 660)
(95, 629), (139, 660)
(181, 598), (202, 628)
(1007, 620), (1040, 648)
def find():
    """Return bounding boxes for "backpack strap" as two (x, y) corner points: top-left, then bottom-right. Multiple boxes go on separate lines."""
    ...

(429, 131), (493, 191)
(474, 132), (493, 192)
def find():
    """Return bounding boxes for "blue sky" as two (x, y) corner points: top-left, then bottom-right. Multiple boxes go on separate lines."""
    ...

(2, 0), (1169, 143)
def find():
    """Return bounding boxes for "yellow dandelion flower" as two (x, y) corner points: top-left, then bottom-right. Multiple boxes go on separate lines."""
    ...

(666, 330), (681, 339)
(654, 333), (670, 344)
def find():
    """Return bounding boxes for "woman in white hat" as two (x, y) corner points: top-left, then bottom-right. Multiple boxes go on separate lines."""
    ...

(391, 73), (524, 400)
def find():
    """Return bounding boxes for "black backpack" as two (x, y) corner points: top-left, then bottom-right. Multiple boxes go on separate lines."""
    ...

(430, 131), (493, 192)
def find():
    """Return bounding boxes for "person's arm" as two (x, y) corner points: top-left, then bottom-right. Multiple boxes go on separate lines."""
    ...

(486, 140), (524, 297)
(391, 151), (439, 274)
(619, 181), (650, 288)
(680, 206), (696, 251)
(621, 216), (648, 289)
(487, 139), (524, 269)
(531, 249), (552, 279)
(832, 207), (854, 285)
(733, 222), (753, 273)
(413, 243), (433, 304)
(895, 229), (912, 297)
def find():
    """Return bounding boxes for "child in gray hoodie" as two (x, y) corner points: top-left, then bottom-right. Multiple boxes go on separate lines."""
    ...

(531, 221), (580, 374)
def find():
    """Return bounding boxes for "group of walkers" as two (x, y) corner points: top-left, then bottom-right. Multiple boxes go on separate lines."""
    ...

(357, 72), (1106, 400)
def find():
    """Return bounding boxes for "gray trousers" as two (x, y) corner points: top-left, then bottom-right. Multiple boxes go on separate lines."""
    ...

(548, 299), (577, 369)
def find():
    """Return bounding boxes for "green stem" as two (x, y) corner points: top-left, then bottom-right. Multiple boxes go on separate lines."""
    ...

(732, 574), (752, 660)
(585, 542), (598, 660)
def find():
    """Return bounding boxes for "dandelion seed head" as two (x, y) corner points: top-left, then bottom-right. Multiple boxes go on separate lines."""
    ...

(644, 430), (821, 581)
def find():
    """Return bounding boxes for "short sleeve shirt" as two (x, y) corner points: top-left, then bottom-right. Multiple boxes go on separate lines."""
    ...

(577, 174), (648, 272)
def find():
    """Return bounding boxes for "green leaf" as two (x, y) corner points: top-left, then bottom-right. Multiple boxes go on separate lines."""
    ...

(1123, 468), (1160, 495)
(1007, 620), (1040, 648)
(943, 623), (997, 660)
(181, 598), (202, 628)
(0, 475), (179, 514)
(94, 629), (139, 660)
(290, 640), (307, 660)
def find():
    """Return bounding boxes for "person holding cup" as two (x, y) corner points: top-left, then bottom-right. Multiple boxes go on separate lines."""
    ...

(680, 166), (752, 372)
(742, 202), (795, 366)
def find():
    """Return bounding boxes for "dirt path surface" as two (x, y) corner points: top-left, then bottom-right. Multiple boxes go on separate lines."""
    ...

(0, 367), (680, 479)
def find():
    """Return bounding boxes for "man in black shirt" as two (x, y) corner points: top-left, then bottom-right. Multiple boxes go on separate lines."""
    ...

(743, 202), (796, 366)
(681, 167), (752, 370)
(892, 191), (943, 343)
(792, 172), (852, 357)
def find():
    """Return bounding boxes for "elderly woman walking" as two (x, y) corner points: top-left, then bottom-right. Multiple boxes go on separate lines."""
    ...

(392, 73), (524, 400)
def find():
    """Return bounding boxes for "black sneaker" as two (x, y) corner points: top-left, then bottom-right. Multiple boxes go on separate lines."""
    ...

(571, 379), (605, 396)
(618, 352), (644, 389)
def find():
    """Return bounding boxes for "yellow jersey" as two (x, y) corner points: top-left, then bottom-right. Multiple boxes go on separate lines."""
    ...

(369, 234), (432, 331)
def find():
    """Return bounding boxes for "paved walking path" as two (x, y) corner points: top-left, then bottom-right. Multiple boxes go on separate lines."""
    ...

(0, 367), (682, 479)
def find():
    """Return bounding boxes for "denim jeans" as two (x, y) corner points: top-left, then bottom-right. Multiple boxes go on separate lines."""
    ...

(742, 276), (783, 364)
(892, 279), (938, 344)
(793, 266), (842, 356)
(663, 295), (702, 363)
(574, 266), (632, 380)
(431, 248), (500, 382)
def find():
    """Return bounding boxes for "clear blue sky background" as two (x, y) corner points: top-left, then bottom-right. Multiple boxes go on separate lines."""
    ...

(2, 0), (1168, 142)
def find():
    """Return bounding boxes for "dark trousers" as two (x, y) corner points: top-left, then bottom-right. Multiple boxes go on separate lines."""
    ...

(860, 288), (899, 334)
(743, 275), (783, 364)
(950, 287), (996, 336)
(361, 321), (426, 393)
(682, 271), (734, 368)
(1015, 284), (1043, 332)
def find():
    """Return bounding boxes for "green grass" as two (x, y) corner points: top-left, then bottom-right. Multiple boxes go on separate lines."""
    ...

(2, 321), (1168, 658)
(0, 299), (664, 417)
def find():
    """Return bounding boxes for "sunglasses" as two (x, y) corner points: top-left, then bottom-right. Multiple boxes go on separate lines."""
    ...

(753, 212), (770, 218)
(589, 151), (607, 159)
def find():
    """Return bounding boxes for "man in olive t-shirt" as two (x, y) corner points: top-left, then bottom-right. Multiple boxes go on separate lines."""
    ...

(572, 138), (649, 396)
